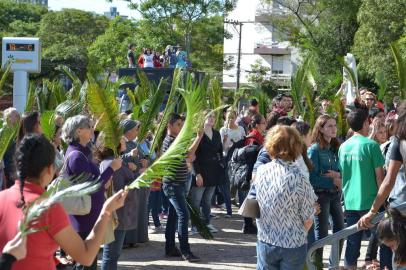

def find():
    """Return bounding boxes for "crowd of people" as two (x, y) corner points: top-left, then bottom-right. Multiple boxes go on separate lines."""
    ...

(0, 86), (405, 270)
(127, 44), (189, 69)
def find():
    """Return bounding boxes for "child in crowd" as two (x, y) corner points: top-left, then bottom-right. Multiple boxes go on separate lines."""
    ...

(377, 208), (406, 270)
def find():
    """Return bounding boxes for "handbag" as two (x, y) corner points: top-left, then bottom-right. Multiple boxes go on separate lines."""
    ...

(48, 150), (92, 216)
(238, 185), (260, 218)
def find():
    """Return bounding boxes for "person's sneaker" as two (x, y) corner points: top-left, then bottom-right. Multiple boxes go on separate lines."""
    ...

(189, 227), (198, 235)
(152, 226), (165, 233)
(182, 253), (201, 262)
(206, 224), (218, 233)
(165, 247), (182, 257)
(242, 225), (257, 234)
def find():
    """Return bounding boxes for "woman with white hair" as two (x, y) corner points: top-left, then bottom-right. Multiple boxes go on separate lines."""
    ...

(61, 115), (122, 270)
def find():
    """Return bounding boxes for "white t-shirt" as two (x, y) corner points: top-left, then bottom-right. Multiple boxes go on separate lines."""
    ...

(219, 126), (246, 155)
(143, 54), (154, 68)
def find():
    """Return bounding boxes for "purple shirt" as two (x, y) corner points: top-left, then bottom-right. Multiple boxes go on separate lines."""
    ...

(65, 142), (114, 232)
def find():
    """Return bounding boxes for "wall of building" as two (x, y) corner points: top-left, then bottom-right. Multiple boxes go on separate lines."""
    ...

(223, 0), (299, 90)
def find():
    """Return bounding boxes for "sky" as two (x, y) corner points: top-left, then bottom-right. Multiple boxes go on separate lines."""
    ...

(48, 0), (140, 18)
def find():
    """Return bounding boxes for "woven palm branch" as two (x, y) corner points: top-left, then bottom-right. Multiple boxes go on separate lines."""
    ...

(0, 124), (18, 161)
(0, 60), (12, 97)
(20, 174), (100, 236)
(127, 73), (212, 239)
(86, 75), (123, 157)
(390, 41), (406, 99)
(40, 111), (56, 141)
(149, 69), (182, 155)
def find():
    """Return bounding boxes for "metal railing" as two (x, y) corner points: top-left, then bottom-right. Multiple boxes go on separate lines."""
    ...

(306, 202), (406, 270)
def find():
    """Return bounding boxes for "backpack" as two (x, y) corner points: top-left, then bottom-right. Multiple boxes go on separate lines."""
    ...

(227, 136), (262, 191)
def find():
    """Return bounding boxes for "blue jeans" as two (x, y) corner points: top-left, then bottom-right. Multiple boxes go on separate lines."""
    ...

(148, 190), (162, 227)
(344, 210), (369, 268)
(162, 182), (191, 255)
(189, 186), (216, 225)
(314, 191), (345, 268)
(101, 230), (126, 270)
(256, 241), (307, 270)
(219, 174), (232, 215)
(161, 189), (169, 215)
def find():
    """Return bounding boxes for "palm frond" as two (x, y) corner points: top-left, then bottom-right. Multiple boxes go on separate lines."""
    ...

(86, 75), (122, 157)
(40, 111), (55, 141)
(187, 198), (213, 239)
(0, 60), (12, 97)
(55, 65), (82, 101)
(375, 71), (387, 101)
(149, 69), (182, 155)
(136, 78), (167, 144)
(207, 77), (225, 129)
(55, 81), (87, 119)
(331, 93), (347, 138)
(20, 174), (100, 236)
(0, 124), (18, 161)
(25, 82), (36, 112)
(390, 41), (406, 99)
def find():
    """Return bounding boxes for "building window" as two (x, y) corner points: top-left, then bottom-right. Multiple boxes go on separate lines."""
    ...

(272, 56), (284, 74)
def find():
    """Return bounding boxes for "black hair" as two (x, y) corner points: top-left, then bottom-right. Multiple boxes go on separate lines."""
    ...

(276, 116), (297, 126)
(17, 111), (40, 143)
(292, 121), (311, 137)
(396, 100), (406, 140)
(168, 113), (184, 125)
(266, 111), (280, 129)
(275, 93), (287, 102)
(250, 99), (258, 107)
(249, 114), (263, 131)
(377, 208), (406, 264)
(16, 134), (55, 208)
(347, 108), (368, 132)
(128, 44), (134, 50)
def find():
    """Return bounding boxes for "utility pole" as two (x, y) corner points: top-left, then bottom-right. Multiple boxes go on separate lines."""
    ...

(224, 19), (243, 93)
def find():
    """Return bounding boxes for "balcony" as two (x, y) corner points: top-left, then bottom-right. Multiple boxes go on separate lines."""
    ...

(254, 45), (291, 55)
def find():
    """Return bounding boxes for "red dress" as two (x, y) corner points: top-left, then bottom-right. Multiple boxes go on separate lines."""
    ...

(0, 181), (70, 270)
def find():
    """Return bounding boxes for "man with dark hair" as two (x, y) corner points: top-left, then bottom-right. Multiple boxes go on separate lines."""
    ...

(162, 113), (200, 262)
(284, 94), (294, 113)
(249, 99), (259, 113)
(338, 109), (385, 270)
(236, 109), (256, 134)
(127, 44), (136, 68)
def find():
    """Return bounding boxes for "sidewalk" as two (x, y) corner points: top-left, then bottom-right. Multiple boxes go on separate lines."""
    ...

(98, 207), (368, 270)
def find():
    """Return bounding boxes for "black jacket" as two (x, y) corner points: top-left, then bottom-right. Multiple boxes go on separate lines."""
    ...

(193, 129), (226, 187)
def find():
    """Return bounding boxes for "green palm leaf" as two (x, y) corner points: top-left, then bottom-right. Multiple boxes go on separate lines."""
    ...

(390, 41), (406, 99)
(56, 65), (82, 101)
(25, 82), (36, 112)
(55, 81), (87, 119)
(20, 174), (100, 236)
(149, 69), (182, 155)
(136, 78), (167, 144)
(207, 77), (225, 129)
(0, 124), (18, 161)
(86, 75), (123, 157)
(0, 60), (12, 97)
(40, 111), (55, 141)
(375, 71), (387, 101)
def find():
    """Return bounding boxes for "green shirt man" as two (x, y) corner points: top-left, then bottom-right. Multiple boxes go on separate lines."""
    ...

(339, 135), (385, 211)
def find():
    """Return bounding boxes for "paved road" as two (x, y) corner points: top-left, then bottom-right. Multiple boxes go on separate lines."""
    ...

(96, 207), (369, 270)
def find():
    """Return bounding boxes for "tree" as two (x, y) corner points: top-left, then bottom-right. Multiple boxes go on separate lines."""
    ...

(88, 17), (139, 73)
(37, 9), (109, 78)
(247, 59), (277, 97)
(352, 0), (406, 96)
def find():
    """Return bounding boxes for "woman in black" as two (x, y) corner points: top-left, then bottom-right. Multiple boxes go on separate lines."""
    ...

(190, 111), (226, 234)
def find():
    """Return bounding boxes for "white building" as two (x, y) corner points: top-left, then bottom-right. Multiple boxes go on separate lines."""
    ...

(223, 0), (299, 91)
